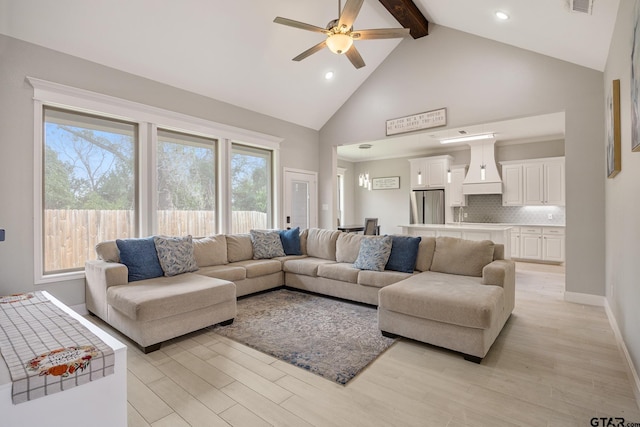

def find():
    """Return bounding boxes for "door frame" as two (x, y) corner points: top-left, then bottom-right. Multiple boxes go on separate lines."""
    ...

(282, 167), (318, 229)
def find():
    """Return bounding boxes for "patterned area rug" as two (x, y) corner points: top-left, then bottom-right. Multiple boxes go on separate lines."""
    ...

(211, 289), (396, 385)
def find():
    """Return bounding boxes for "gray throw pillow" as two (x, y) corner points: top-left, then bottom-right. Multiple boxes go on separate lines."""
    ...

(353, 235), (393, 272)
(250, 229), (286, 259)
(153, 235), (199, 277)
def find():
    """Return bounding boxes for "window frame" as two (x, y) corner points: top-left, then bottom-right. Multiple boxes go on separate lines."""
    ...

(30, 77), (282, 284)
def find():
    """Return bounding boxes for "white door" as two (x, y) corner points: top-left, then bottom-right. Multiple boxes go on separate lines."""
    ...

(283, 168), (317, 230)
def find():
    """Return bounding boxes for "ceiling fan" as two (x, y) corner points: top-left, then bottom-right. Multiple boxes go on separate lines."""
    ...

(274, 0), (410, 69)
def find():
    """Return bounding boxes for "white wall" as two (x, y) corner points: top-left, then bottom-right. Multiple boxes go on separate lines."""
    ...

(320, 24), (605, 298)
(604, 0), (640, 395)
(0, 35), (319, 306)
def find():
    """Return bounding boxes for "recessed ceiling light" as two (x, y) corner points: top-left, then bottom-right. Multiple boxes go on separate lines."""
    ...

(495, 11), (509, 20)
(325, 71), (334, 80)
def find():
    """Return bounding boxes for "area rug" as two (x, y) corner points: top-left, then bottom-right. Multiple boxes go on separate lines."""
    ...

(211, 289), (396, 385)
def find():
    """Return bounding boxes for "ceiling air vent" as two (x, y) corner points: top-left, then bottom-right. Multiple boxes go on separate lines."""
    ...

(570, 0), (594, 14)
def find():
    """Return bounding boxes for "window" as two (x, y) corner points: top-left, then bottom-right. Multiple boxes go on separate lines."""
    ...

(231, 144), (272, 233)
(156, 129), (217, 236)
(31, 77), (281, 282)
(43, 107), (137, 273)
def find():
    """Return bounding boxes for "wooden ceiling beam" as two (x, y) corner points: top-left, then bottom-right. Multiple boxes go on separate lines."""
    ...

(378, 0), (429, 39)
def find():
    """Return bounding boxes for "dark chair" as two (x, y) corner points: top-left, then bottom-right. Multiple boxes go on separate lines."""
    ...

(363, 218), (379, 235)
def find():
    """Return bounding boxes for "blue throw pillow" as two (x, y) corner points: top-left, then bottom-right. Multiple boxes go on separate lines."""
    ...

(116, 237), (164, 282)
(386, 235), (422, 273)
(353, 236), (393, 272)
(279, 227), (302, 255)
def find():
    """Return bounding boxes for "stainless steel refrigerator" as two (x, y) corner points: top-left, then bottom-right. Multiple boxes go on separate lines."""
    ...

(410, 189), (445, 224)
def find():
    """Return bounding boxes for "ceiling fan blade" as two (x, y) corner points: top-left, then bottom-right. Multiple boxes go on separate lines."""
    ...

(274, 17), (328, 34)
(292, 40), (328, 61)
(345, 45), (365, 69)
(338, 0), (364, 30)
(352, 28), (411, 40)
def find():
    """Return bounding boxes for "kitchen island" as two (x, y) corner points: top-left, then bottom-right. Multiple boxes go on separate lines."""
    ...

(400, 223), (512, 259)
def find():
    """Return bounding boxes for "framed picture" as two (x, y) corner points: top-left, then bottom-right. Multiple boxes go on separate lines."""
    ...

(386, 108), (446, 136)
(607, 79), (622, 178)
(372, 176), (400, 190)
(632, 2), (640, 151)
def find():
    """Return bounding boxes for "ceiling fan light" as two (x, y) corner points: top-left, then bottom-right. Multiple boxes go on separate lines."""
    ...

(326, 33), (353, 55)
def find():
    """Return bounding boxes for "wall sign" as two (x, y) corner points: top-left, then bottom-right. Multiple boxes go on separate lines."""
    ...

(386, 108), (447, 136)
(372, 176), (400, 190)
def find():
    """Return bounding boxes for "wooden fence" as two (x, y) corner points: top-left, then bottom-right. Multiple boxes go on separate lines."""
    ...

(44, 209), (267, 272)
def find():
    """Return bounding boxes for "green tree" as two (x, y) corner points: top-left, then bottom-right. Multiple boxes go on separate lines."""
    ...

(44, 145), (75, 209)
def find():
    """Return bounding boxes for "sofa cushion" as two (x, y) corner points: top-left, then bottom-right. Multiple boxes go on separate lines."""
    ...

(193, 235), (228, 267)
(279, 227), (302, 255)
(317, 262), (360, 283)
(335, 233), (366, 263)
(299, 229), (308, 255)
(226, 234), (253, 262)
(196, 264), (247, 282)
(378, 272), (503, 329)
(116, 237), (164, 282)
(386, 235), (421, 273)
(357, 270), (413, 288)
(232, 259), (282, 278)
(283, 258), (336, 277)
(154, 235), (199, 277)
(353, 235), (393, 272)
(96, 240), (120, 263)
(430, 237), (495, 277)
(250, 229), (286, 259)
(414, 237), (436, 272)
(107, 273), (235, 322)
(306, 228), (339, 260)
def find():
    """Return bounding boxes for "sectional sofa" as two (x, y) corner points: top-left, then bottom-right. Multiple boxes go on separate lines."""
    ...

(85, 228), (515, 361)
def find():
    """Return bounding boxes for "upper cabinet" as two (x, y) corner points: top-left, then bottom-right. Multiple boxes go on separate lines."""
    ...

(448, 165), (468, 207)
(409, 155), (453, 190)
(500, 157), (565, 206)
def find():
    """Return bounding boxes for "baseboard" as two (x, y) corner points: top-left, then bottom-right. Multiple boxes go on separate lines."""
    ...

(563, 291), (604, 306)
(69, 303), (88, 315)
(604, 299), (640, 410)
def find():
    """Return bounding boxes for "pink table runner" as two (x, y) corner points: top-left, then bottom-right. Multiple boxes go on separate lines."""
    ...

(0, 291), (114, 404)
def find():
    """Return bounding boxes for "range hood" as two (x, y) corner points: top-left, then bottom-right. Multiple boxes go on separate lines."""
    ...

(462, 138), (503, 195)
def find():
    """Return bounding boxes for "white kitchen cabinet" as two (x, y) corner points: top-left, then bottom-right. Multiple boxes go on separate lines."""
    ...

(501, 157), (564, 206)
(520, 227), (543, 260)
(542, 227), (565, 262)
(448, 165), (467, 207)
(543, 159), (565, 206)
(409, 155), (453, 190)
(510, 227), (521, 258)
(501, 164), (523, 206)
(516, 226), (565, 262)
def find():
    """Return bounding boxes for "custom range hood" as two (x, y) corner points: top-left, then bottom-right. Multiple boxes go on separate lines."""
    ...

(462, 137), (503, 195)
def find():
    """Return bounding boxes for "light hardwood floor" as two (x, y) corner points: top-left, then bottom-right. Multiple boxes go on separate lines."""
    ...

(89, 263), (640, 426)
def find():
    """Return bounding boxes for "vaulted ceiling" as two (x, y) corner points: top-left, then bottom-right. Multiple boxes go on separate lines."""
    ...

(0, 0), (620, 130)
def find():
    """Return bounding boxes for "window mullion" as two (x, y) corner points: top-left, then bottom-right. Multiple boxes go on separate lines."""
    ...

(219, 138), (232, 234)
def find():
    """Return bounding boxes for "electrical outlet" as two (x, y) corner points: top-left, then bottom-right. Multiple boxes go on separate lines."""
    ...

(464, 213), (468, 218)
(548, 214), (553, 220)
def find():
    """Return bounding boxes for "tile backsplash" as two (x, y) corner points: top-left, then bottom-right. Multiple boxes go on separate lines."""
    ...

(454, 194), (565, 225)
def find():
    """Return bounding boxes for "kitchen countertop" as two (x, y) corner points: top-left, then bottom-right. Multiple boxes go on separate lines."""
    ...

(447, 222), (565, 227)
(400, 223), (514, 230)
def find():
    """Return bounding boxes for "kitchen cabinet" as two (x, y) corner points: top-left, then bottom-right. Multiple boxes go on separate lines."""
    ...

(409, 155), (453, 190)
(510, 227), (521, 258)
(448, 165), (467, 207)
(500, 157), (565, 206)
(542, 227), (565, 262)
(515, 226), (565, 262)
(520, 227), (543, 260)
(501, 164), (523, 206)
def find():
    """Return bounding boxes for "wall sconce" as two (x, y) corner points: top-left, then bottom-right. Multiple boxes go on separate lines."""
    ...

(417, 170), (423, 185)
(480, 164), (486, 181)
(447, 169), (451, 184)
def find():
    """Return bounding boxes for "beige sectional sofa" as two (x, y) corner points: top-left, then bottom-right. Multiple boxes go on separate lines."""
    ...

(85, 228), (515, 361)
